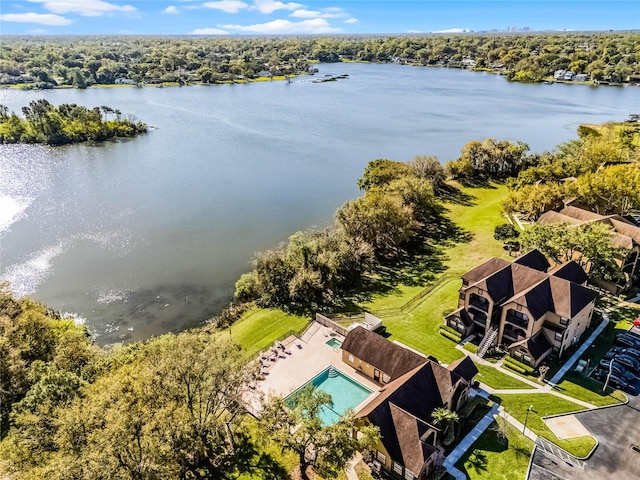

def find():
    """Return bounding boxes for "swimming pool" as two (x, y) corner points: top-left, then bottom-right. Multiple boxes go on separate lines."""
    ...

(286, 366), (372, 425)
(326, 338), (343, 348)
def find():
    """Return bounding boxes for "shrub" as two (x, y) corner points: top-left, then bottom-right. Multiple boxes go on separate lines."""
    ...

(439, 328), (462, 343)
(504, 356), (535, 375)
(441, 325), (462, 337)
(503, 362), (527, 375)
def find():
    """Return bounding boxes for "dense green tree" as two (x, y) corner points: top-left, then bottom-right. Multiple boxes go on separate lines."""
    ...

(259, 385), (379, 480)
(570, 164), (640, 215)
(357, 159), (413, 191)
(0, 100), (146, 145)
(502, 182), (565, 220)
(0, 285), (95, 442)
(1, 333), (258, 480)
(494, 224), (520, 242)
(446, 138), (530, 181)
(337, 189), (418, 259)
(520, 223), (623, 281)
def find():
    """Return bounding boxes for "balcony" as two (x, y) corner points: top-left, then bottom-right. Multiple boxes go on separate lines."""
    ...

(469, 308), (487, 326)
(502, 325), (526, 343)
(469, 293), (489, 313)
(505, 309), (529, 330)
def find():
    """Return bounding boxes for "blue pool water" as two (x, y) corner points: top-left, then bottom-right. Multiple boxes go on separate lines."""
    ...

(326, 338), (343, 348)
(286, 367), (372, 425)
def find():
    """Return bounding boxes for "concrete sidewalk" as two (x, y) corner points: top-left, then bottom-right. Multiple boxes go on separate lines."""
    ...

(443, 402), (500, 475)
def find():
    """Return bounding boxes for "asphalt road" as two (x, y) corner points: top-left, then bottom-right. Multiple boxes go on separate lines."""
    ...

(529, 379), (640, 480)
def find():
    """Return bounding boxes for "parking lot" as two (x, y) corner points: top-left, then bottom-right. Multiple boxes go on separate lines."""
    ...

(529, 329), (640, 479)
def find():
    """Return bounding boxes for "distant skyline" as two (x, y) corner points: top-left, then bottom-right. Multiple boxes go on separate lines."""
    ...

(0, 1), (637, 35)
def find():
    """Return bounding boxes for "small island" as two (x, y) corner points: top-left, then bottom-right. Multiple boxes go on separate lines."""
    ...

(0, 99), (147, 146)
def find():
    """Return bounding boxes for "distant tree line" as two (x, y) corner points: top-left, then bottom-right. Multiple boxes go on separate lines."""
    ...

(0, 99), (147, 145)
(0, 32), (637, 88)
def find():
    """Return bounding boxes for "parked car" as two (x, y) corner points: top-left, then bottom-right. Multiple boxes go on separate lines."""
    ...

(615, 354), (640, 372)
(597, 360), (637, 382)
(623, 347), (640, 361)
(604, 348), (624, 360)
(625, 330), (640, 341)
(615, 333), (640, 349)
(604, 347), (640, 361)
(605, 374), (631, 391)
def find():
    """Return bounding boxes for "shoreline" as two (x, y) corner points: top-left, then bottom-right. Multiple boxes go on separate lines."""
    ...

(0, 73), (305, 90)
(3, 63), (636, 91)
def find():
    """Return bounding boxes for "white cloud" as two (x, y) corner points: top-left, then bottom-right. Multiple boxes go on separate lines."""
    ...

(290, 8), (345, 19)
(192, 27), (228, 34)
(407, 29), (422, 33)
(0, 12), (71, 25)
(432, 28), (470, 33)
(203, 1), (248, 13)
(220, 18), (341, 34)
(28, 0), (137, 17)
(250, 0), (303, 14)
(344, 18), (358, 24)
(164, 5), (179, 14)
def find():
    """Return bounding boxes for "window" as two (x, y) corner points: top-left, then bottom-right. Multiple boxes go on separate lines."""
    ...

(348, 354), (354, 363)
(514, 351), (523, 358)
(382, 373), (391, 383)
(523, 355), (532, 364)
(516, 304), (522, 311)
(505, 309), (529, 329)
(560, 318), (570, 326)
(404, 470), (415, 480)
(469, 293), (489, 312)
(376, 451), (386, 464)
(555, 332), (563, 342)
(393, 461), (403, 475)
(552, 346), (560, 354)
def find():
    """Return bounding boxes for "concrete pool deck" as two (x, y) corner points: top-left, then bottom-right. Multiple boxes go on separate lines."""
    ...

(246, 323), (381, 416)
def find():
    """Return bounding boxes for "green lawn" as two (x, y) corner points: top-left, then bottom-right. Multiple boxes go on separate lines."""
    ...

(551, 371), (626, 407)
(382, 278), (465, 363)
(491, 393), (596, 458)
(475, 364), (535, 390)
(222, 307), (309, 355)
(455, 421), (534, 480)
(358, 183), (510, 312)
(442, 182), (511, 275)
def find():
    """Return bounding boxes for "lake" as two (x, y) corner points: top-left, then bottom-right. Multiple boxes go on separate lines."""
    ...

(0, 63), (637, 343)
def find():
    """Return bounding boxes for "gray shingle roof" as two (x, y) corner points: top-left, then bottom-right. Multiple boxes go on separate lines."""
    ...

(514, 249), (551, 272)
(341, 327), (427, 380)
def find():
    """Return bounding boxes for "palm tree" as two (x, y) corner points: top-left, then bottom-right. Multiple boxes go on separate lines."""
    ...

(431, 407), (460, 446)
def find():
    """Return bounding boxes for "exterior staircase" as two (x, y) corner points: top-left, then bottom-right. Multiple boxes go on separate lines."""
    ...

(477, 326), (499, 358)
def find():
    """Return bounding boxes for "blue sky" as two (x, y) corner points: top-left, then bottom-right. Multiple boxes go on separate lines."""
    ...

(0, 1), (637, 35)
